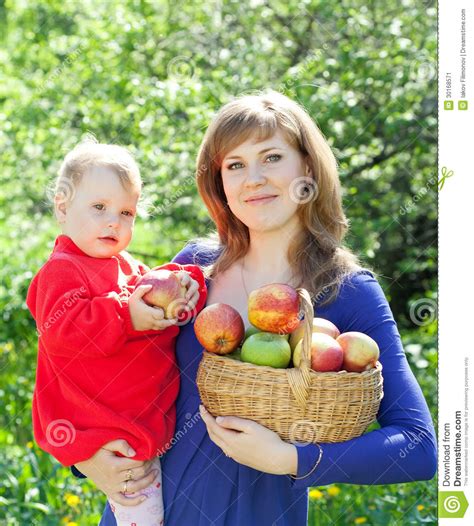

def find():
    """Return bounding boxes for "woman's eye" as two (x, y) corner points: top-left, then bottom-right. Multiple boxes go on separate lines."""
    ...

(93, 204), (104, 210)
(266, 153), (281, 163)
(228, 162), (244, 170)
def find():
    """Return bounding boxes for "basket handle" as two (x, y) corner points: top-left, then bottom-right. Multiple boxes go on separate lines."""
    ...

(285, 288), (314, 408)
(296, 288), (314, 373)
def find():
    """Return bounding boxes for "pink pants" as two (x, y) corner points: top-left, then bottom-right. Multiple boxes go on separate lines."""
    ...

(109, 457), (164, 526)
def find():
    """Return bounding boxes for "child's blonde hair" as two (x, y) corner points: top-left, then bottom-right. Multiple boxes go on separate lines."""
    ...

(54, 139), (141, 203)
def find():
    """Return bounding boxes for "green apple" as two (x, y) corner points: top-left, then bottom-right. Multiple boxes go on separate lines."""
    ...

(244, 325), (261, 340)
(241, 332), (291, 368)
(244, 325), (289, 342)
(227, 348), (242, 361)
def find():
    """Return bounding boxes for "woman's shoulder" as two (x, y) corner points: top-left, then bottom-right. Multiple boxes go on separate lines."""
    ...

(317, 268), (386, 313)
(334, 268), (385, 305)
(317, 268), (393, 332)
(172, 238), (222, 266)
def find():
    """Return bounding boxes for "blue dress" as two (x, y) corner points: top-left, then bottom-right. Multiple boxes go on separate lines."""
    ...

(97, 242), (437, 526)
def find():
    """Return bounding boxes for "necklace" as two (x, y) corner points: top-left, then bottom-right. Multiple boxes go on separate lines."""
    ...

(240, 255), (295, 297)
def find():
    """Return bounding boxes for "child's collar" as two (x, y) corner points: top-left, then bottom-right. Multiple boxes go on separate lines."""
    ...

(53, 235), (90, 257)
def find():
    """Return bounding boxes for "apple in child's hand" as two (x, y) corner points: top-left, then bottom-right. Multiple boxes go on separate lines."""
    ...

(194, 303), (245, 355)
(241, 332), (291, 368)
(289, 317), (340, 351)
(137, 269), (186, 318)
(337, 332), (380, 372)
(248, 283), (300, 334)
(293, 332), (343, 372)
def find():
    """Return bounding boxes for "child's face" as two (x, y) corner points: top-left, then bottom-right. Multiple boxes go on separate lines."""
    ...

(56, 167), (139, 258)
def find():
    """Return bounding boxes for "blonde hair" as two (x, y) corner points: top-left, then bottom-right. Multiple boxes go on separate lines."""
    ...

(195, 90), (362, 306)
(54, 139), (141, 203)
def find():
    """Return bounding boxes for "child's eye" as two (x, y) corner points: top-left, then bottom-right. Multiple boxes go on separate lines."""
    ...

(265, 153), (281, 163)
(227, 161), (244, 170)
(121, 210), (134, 217)
(93, 204), (104, 210)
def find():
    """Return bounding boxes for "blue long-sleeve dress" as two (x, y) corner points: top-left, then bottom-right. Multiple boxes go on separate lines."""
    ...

(97, 242), (437, 526)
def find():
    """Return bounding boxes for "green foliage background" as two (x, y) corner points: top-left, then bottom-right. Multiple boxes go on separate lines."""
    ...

(0, 0), (437, 524)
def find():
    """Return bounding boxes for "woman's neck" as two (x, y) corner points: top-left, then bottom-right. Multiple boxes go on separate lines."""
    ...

(242, 223), (301, 285)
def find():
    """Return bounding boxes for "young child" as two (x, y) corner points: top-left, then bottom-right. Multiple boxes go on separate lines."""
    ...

(26, 141), (207, 526)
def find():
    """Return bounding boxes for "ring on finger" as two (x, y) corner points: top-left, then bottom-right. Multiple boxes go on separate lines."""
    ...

(122, 480), (128, 494)
(125, 469), (133, 481)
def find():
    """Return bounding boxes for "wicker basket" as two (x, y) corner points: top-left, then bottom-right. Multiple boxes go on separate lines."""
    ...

(196, 288), (383, 443)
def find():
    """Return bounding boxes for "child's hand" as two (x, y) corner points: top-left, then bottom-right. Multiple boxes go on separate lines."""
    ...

(175, 271), (200, 315)
(128, 285), (178, 332)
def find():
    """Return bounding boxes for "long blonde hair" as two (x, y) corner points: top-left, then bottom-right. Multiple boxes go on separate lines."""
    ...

(195, 91), (362, 306)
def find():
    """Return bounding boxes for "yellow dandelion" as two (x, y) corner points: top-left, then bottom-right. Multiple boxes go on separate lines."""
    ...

(26, 441), (34, 449)
(327, 486), (341, 497)
(61, 519), (71, 524)
(355, 518), (367, 524)
(66, 523), (79, 526)
(309, 489), (324, 500)
(65, 493), (80, 507)
(417, 504), (425, 511)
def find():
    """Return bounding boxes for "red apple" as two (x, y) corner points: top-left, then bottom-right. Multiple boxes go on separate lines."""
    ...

(289, 317), (340, 351)
(293, 332), (343, 372)
(337, 332), (380, 372)
(137, 269), (186, 319)
(248, 283), (300, 334)
(194, 303), (245, 355)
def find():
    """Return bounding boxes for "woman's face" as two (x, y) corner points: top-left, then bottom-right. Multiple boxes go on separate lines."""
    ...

(221, 130), (309, 235)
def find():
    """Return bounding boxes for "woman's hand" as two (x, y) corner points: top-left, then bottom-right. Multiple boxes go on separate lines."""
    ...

(74, 440), (158, 506)
(199, 405), (298, 475)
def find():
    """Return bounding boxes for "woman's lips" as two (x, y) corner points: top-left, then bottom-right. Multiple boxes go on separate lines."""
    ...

(244, 195), (278, 205)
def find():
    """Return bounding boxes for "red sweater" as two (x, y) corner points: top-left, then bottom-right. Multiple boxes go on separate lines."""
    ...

(26, 235), (207, 466)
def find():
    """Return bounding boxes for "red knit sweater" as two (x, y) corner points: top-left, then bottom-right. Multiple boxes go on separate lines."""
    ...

(26, 235), (207, 466)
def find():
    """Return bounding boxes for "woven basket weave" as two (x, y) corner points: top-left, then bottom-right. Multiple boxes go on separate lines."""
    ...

(196, 288), (384, 443)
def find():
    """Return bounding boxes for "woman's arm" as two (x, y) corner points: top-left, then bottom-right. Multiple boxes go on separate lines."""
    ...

(199, 405), (298, 475)
(200, 272), (437, 487)
(73, 439), (158, 506)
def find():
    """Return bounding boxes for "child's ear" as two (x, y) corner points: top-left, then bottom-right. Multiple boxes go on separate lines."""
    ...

(54, 196), (68, 223)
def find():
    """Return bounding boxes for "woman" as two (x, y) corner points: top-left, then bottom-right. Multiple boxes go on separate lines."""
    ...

(75, 91), (437, 525)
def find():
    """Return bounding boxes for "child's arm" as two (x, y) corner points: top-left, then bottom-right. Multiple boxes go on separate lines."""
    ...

(26, 258), (173, 358)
